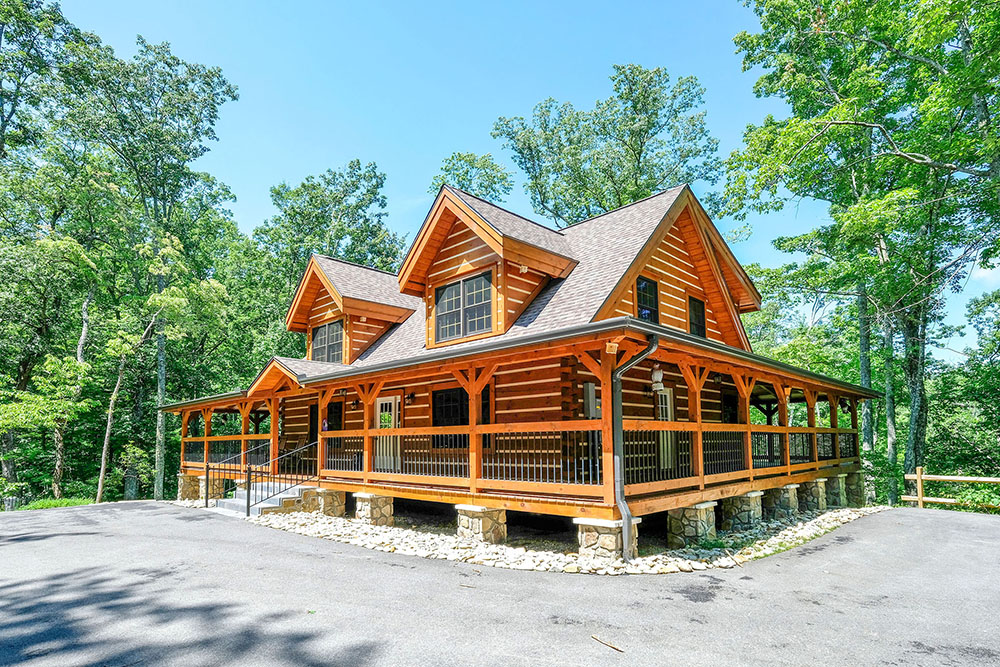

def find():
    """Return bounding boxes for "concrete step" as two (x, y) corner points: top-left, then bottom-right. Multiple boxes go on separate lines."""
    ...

(216, 483), (310, 516)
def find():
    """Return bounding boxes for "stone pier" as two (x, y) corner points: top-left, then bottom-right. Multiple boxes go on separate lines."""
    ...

(719, 491), (763, 531)
(574, 517), (641, 560)
(763, 484), (799, 520)
(260, 488), (346, 516)
(355, 493), (393, 526)
(199, 476), (225, 501)
(456, 505), (506, 544)
(845, 472), (865, 507)
(666, 501), (717, 548)
(799, 478), (827, 511)
(177, 473), (201, 501)
(826, 474), (847, 508)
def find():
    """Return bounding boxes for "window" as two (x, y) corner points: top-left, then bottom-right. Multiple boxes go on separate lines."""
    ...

(435, 272), (492, 342)
(657, 389), (676, 469)
(636, 276), (659, 323)
(431, 386), (491, 448)
(688, 296), (706, 338)
(311, 320), (343, 363)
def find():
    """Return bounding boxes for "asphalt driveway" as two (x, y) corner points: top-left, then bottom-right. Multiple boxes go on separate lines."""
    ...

(1, 502), (997, 666)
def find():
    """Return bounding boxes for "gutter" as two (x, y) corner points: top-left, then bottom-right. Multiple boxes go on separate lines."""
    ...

(611, 334), (658, 562)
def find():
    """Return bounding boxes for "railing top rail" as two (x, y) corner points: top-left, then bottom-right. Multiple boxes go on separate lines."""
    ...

(905, 472), (1000, 484)
(620, 419), (857, 434)
(183, 434), (273, 442)
(320, 420), (602, 439)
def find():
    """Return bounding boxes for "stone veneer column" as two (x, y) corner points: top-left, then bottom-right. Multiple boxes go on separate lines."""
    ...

(666, 501), (717, 548)
(199, 476), (225, 500)
(456, 505), (506, 544)
(177, 473), (201, 501)
(799, 478), (828, 511)
(354, 492), (393, 526)
(719, 491), (764, 531)
(573, 517), (641, 560)
(845, 472), (865, 507)
(762, 484), (799, 520)
(826, 474), (848, 508)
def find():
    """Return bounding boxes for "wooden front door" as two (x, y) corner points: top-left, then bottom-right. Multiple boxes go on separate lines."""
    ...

(374, 395), (401, 472)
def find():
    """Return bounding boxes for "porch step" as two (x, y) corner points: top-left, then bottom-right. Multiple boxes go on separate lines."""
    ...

(214, 483), (311, 516)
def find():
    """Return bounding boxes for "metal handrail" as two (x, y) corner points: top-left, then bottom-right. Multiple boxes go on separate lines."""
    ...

(205, 440), (270, 508)
(245, 440), (319, 516)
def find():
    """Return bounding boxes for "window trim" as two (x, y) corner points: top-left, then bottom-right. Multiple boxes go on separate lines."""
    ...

(635, 275), (660, 324)
(430, 268), (496, 346)
(311, 318), (344, 364)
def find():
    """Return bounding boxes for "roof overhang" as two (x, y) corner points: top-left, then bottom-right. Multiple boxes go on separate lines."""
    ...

(246, 358), (302, 397)
(285, 256), (414, 332)
(397, 187), (576, 296)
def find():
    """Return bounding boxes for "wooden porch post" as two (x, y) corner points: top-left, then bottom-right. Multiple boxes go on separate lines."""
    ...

(680, 364), (709, 489)
(804, 389), (818, 464)
(454, 363), (498, 495)
(239, 402), (252, 468)
(776, 384), (791, 475)
(267, 398), (279, 473)
(317, 389), (334, 474)
(733, 374), (756, 480)
(598, 348), (616, 505)
(202, 408), (213, 467)
(829, 393), (841, 460)
(355, 381), (384, 485)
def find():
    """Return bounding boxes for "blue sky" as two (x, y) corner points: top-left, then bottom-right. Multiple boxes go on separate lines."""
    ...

(64, 0), (997, 359)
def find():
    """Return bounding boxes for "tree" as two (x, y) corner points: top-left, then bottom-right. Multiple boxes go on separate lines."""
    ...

(493, 64), (720, 226)
(65, 37), (237, 499)
(254, 160), (406, 292)
(0, 0), (90, 158)
(724, 0), (998, 494)
(429, 152), (513, 201)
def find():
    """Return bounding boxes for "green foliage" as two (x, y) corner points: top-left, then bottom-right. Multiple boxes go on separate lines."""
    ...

(493, 64), (720, 226)
(16, 496), (92, 510)
(429, 152), (514, 202)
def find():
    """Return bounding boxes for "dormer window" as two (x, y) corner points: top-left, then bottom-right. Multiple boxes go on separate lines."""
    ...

(435, 272), (492, 342)
(312, 320), (343, 363)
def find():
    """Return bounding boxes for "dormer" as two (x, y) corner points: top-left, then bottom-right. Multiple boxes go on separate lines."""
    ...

(399, 186), (577, 348)
(285, 255), (419, 364)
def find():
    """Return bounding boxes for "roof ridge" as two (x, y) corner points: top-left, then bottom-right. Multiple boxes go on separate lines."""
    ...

(445, 185), (566, 239)
(560, 184), (688, 232)
(313, 253), (399, 277)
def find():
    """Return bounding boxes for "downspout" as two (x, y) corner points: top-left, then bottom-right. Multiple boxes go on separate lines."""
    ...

(611, 334), (658, 562)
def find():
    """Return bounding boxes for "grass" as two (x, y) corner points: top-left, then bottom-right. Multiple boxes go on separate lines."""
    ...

(16, 497), (93, 511)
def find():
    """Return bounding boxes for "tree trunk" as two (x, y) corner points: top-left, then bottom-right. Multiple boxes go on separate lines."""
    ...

(95, 356), (126, 504)
(858, 286), (875, 503)
(154, 275), (166, 500)
(899, 314), (927, 494)
(0, 431), (17, 510)
(884, 325), (898, 505)
(52, 425), (65, 499)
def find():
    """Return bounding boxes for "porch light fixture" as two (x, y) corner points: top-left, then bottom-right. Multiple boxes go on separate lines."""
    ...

(337, 388), (347, 396)
(405, 392), (415, 405)
(350, 399), (359, 410)
(711, 372), (724, 385)
(650, 364), (664, 393)
(840, 398), (850, 414)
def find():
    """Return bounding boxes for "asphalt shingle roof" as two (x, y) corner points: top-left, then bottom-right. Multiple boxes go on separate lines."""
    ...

(312, 255), (421, 312)
(445, 185), (574, 259)
(308, 185), (687, 376)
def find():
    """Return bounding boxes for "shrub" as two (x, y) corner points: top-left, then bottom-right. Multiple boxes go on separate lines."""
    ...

(17, 497), (93, 511)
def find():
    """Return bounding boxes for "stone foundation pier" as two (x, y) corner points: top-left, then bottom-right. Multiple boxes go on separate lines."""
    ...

(719, 491), (763, 531)
(456, 505), (506, 544)
(177, 473), (201, 501)
(799, 478), (828, 511)
(354, 493), (394, 526)
(826, 474), (848, 508)
(574, 517), (641, 560)
(763, 484), (799, 520)
(666, 501), (717, 548)
(845, 472), (865, 507)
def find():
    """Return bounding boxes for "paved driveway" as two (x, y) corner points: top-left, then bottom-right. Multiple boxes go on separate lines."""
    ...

(1, 503), (997, 666)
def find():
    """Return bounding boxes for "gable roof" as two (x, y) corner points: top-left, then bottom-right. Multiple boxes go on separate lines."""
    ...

(285, 255), (421, 331)
(444, 186), (574, 259)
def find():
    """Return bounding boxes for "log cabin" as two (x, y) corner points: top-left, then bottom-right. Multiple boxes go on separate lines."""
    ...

(162, 184), (876, 559)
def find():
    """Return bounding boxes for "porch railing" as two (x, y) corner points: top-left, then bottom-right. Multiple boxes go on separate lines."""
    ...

(180, 434), (271, 468)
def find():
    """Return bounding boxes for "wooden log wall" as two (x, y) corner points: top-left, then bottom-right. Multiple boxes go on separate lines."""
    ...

(605, 216), (729, 345)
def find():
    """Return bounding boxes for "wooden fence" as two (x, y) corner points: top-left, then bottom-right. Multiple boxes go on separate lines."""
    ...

(903, 466), (1000, 510)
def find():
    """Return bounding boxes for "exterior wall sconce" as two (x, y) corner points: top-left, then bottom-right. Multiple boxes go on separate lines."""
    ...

(840, 398), (850, 414)
(350, 399), (359, 410)
(711, 372), (724, 385)
(650, 364), (664, 393)
(405, 392), (415, 405)
(337, 388), (348, 396)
